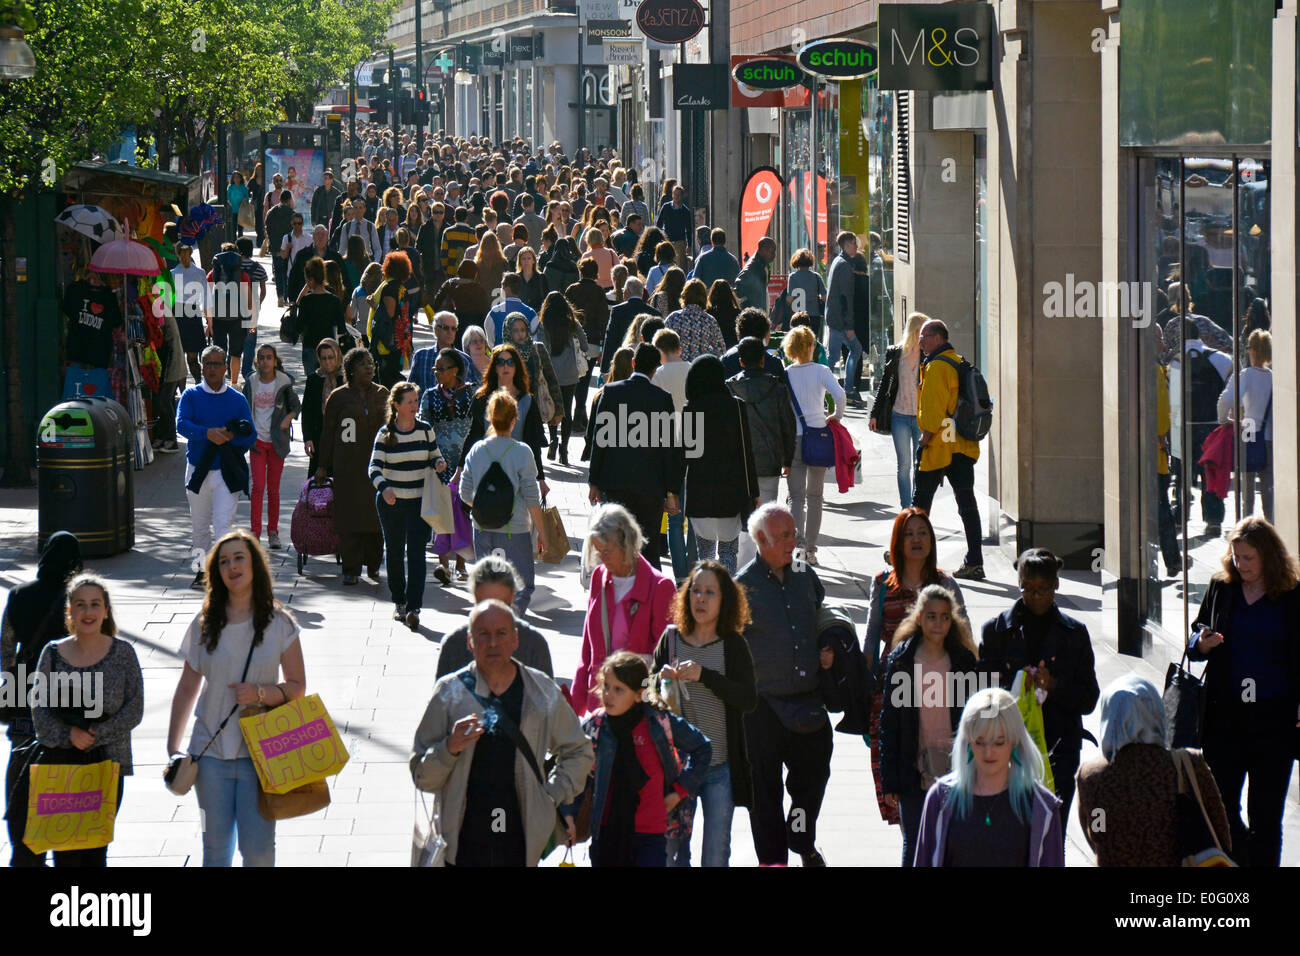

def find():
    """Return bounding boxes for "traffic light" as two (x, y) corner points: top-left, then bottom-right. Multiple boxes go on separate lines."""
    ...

(371, 91), (389, 124)
(415, 89), (431, 121)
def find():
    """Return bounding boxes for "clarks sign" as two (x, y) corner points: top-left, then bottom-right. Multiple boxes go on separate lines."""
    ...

(635, 0), (705, 44)
(731, 57), (804, 91)
(673, 64), (728, 109)
(878, 2), (994, 91)
(796, 38), (878, 80)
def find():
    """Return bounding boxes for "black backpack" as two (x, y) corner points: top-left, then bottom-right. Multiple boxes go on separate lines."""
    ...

(1185, 347), (1225, 425)
(931, 352), (994, 442)
(471, 443), (516, 530)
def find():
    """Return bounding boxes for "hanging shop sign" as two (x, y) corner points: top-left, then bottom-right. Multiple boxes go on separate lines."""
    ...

(796, 38), (878, 81)
(603, 40), (642, 65)
(731, 57), (804, 91)
(509, 35), (535, 61)
(730, 55), (796, 108)
(673, 64), (729, 109)
(587, 19), (634, 41)
(738, 167), (783, 263)
(635, 0), (705, 45)
(878, 2), (994, 90)
(580, 0), (620, 23)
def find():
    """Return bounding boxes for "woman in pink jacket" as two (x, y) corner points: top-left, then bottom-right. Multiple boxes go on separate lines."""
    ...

(572, 503), (676, 715)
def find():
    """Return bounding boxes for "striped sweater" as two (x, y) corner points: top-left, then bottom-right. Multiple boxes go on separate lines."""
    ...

(369, 420), (442, 499)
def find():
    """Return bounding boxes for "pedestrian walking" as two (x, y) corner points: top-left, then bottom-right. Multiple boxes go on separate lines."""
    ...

(420, 350), (478, 586)
(456, 343), (549, 497)
(781, 326), (845, 566)
(785, 248), (826, 339)
(294, 258), (348, 379)
(371, 382), (445, 632)
(567, 650), (711, 867)
(177, 346), (256, 588)
(665, 279), (727, 362)
(825, 231), (865, 406)
(266, 194), (298, 307)
(172, 243), (211, 384)
(870, 311), (925, 508)
(301, 338), (343, 476)
(316, 347), (389, 586)
(734, 237), (775, 313)
(689, 228), (740, 290)
(366, 251), (413, 388)
(706, 280), (741, 352)
(167, 531), (306, 867)
(880, 583), (980, 866)
(1076, 674), (1231, 866)
(539, 292), (589, 465)
(1188, 517), (1300, 867)
(435, 556), (555, 679)
(654, 560), (758, 867)
(241, 344), (299, 551)
(913, 688), (1064, 867)
(504, 312), (563, 433)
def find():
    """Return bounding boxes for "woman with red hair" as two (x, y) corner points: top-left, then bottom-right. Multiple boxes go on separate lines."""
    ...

(862, 507), (967, 826)
(368, 251), (412, 387)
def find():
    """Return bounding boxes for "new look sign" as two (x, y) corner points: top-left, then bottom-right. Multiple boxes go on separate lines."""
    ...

(878, 2), (994, 91)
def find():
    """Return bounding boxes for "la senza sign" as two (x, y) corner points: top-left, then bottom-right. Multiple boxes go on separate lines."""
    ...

(731, 57), (804, 91)
(797, 38), (879, 80)
(635, 0), (705, 44)
(877, 2), (994, 91)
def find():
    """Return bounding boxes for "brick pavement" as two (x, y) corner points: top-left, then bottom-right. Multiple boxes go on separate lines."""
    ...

(2, 263), (1296, 866)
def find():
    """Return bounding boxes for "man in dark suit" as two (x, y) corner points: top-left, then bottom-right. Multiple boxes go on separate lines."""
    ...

(287, 225), (344, 302)
(600, 276), (660, 373)
(588, 343), (682, 568)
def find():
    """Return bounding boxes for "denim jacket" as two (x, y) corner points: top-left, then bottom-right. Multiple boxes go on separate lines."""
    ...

(563, 708), (712, 839)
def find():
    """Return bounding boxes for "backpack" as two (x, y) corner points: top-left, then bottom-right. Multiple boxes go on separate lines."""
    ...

(209, 250), (249, 319)
(1185, 347), (1225, 425)
(931, 352), (993, 442)
(471, 442), (517, 530)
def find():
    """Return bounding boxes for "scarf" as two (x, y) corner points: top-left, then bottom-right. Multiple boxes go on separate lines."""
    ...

(594, 704), (649, 867)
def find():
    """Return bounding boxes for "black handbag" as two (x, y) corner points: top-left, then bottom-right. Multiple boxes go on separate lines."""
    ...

(1163, 588), (1216, 748)
(870, 345), (901, 431)
(279, 304), (300, 345)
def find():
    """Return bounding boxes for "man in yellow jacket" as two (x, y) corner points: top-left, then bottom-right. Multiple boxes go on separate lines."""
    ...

(913, 318), (984, 580)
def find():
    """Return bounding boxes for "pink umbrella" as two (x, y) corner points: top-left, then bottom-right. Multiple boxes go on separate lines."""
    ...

(88, 219), (160, 277)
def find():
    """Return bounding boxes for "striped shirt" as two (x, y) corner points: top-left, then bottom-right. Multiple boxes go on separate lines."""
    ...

(369, 420), (441, 499)
(675, 632), (728, 766)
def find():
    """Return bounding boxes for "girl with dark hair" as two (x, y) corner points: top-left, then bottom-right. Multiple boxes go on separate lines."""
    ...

(515, 246), (546, 312)
(646, 242), (677, 297)
(706, 280), (741, 351)
(296, 256), (347, 378)
(167, 531), (305, 866)
(633, 226), (667, 279)
(539, 291), (589, 465)
(979, 547), (1100, 836)
(880, 584), (980, 866)
(862, 508), (968, 826)
(566, 650), (712, 867)
(540, 233), (580, 295)
(1188, 517), (1300, 866)
(681, 355), (758, 573)
(455, 344), (548, 498)
(317, 348), (389, 584)
(370, 382), (445, 631)
(343, 233), (370, 291)
(17, 575), (142, 867)
(649, 266), (686, 318)
(653, 561), (758, 867)
(421, 349), (476, 584)
(241, 343), (300, 550)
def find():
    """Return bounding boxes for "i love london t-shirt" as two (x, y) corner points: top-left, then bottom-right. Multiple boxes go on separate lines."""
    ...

(62, 281), (123, 367)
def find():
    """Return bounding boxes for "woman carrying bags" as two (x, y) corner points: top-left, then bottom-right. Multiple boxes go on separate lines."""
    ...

(242, 344), (300, 552)
(371, 382), (446, 632)
(167, 531), (305, 867)
(653, 560), (757, 867)
(21, 575), (143, 867)
(566, 651), (712, 867)
(880, 583), (981, 866)
(782, 325), (845, 567)
(421, 349), (476, 585)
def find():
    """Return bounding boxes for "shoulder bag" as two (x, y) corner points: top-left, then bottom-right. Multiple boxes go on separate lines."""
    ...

(1163, 586), (1215, 748)
(163, 635), (257, 795)
(787, 365), (836, 467)
(1172, 749), (1234, 866)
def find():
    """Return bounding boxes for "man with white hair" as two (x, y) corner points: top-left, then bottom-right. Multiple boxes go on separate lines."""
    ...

(736, 502), (834, 866)
(408, 310), (481, 393)
(601, 275), (658, 373)
(411, 599), (590, 866)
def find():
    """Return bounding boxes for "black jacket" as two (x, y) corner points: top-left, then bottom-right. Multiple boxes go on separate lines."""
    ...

(726, 369), (796, 477)
(880, 635), (980, 796)
(518, 271), (547, 313)
(540, 238), (579, 295)
(601, 297), (659, 372)
(870, 344), (903, 429)
(653, 630), (757, 807)
(818, 606), (870, 734)
(980, 601), (1100, 773)
(683, 392), (758, 520)
(588, 375), (681, 497)
(186, 440), (251, 497)
(288, 245), (343, 302)
(1189, 578), (1300, 738)
(564, 278), (610, 348)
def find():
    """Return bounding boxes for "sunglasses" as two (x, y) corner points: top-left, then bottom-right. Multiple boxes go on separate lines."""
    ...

(493, 356), (516, 367)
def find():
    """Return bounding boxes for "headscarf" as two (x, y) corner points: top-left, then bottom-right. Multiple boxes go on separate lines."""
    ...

(315, 337), (343, 401)
(506, 312), (536, 366)
(684, 353), (728, 402)
(1098, 673), (1167, 762)
(4, 531), (82, 670)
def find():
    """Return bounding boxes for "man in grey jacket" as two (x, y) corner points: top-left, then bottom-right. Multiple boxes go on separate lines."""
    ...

(411, 599), (592, 866)
(825, 230), (865, 406)
(728, 338), (796, 567)
(735, 237), (776, 313)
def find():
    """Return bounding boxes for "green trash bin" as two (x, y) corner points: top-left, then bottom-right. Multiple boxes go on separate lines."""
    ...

(37, 396), (135, 558)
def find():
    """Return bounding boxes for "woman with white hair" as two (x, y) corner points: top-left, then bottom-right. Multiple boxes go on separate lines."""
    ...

(1075, 674), (1230, 866)
(913, 687), (1064, 866)
(570, 503), (676, 715)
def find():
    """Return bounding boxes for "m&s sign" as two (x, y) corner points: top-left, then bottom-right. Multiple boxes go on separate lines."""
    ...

(878, 2), (994, 91)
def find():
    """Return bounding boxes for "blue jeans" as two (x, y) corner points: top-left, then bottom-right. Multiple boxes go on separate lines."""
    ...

(667, 481), (697, 581)
(196, 756), (275, 867)
(667, 762), (736, 867)
(890, 412), (921, 508)
(377, 494), (433, 611)
(473, 526), (535, 614)
(241, 326), (259, 381)
(825, 326), (862, 395)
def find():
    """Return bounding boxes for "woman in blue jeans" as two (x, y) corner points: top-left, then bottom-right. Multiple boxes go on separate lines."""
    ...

(653, 560), (758, 866)
(871, 311), (925, 508)
(168, 530), (306, 867)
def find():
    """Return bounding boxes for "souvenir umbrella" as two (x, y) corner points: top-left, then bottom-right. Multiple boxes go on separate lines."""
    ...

(54, 203), (123, 244)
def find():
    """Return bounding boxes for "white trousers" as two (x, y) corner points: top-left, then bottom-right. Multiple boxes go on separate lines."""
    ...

(186, 463), (240, 564)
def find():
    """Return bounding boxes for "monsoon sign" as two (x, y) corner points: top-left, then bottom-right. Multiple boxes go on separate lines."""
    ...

(797, 38), (878, 81)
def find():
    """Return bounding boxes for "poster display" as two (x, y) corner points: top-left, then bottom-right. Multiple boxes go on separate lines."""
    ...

(264, 148), (325, 226)
(739, 166), (783, 264)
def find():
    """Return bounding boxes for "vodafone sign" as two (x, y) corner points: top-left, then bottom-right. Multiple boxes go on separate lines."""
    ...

(731, 55), (798, 108)
(739, 167), (783, 263)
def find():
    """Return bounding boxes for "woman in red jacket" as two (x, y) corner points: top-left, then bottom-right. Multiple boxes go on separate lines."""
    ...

(571, 503), (675, 715)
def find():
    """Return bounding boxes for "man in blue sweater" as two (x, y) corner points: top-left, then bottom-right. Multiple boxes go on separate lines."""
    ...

(177, 345), (256, 587)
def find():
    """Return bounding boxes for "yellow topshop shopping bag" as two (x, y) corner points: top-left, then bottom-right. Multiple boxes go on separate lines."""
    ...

(239, 694), (350, 795)
(24, 759), (120, 854)
(1011, 669), (1056, 794)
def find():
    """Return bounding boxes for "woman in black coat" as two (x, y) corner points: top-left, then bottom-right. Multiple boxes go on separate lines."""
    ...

(880, 583), (981, 867)
(1188, 517), (1300, 867)
(540, 233), (579, 295)
(681, 355), (758, 574)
